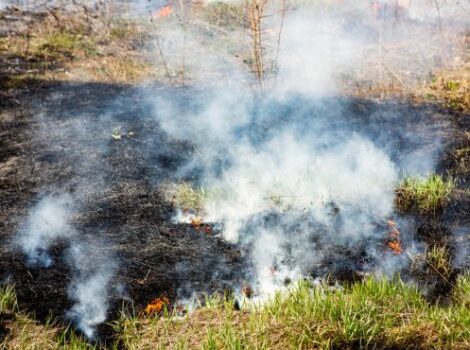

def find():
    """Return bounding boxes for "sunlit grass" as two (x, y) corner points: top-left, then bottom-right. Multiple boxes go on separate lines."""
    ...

(0, 286), (91, 350)
(160, 182), (234, 211)
(116, 276), (470, 349)
(2, 277), (470, 349)
(0, 285), (16, 313)
(395, 174), (454, 214)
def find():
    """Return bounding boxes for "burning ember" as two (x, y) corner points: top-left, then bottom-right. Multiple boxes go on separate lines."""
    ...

(191, 216), (212, 234)
(145, 297), (170, 315)
(386, 220), (403, 254)
(191, 216), (203, 227)
(154, 5), (173, 18)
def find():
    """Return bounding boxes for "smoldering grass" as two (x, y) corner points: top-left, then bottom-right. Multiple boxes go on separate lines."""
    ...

(161, 182), (208, 211)
(160, 182), (235, 211)
(395, 174), (454, 214)
(115, 277), (470, 349)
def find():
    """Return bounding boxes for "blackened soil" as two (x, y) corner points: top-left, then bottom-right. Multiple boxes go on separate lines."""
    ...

(0, 81), (248, 345)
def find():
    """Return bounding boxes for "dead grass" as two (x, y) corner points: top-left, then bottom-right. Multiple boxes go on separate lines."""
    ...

(420, 65), (470, 112)
(0, 10), (157, 86)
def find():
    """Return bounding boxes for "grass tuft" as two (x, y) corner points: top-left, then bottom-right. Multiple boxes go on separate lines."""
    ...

(395, 174), (454, 214)
(0, 285), (17, 313)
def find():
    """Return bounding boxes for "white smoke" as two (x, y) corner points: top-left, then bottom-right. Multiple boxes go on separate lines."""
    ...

(16, 193), (117, 338)
(17, 194), (74, 267)
(66, 243), (116, 339)
(147, 0), (466, 297)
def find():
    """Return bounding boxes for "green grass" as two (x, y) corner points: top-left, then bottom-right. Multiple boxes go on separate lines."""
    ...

(0, 285), (16, 313)
(395, 174), (454, 214)
(37, 32), (97, 59)
(115, 276), (470, 349)
(2, 277), (470, 349)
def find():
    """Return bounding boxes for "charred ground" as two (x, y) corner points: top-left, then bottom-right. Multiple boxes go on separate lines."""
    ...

(0, 77), (468, 343)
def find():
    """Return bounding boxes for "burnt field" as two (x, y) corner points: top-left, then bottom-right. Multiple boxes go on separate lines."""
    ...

(0, 78), (469, 344)
(0, 1), (469, 348)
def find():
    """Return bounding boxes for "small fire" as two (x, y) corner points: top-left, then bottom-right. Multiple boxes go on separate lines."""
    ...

(191, 216), (212, 234)
(191, 216), (202, 227)
(386, 219), (403, 254)
(145, 297), (170, 315)
(154, 5), (173, 18)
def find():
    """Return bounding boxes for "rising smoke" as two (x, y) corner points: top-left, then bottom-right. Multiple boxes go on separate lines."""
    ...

(17, 194), (75, 267)
(16, 192), (117, 338)
(148, 0), (462, 295)
(66, 242), (117, 339)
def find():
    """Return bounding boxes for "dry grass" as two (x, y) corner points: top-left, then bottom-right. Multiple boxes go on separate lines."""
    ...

(161, 182), (209, 211)
(420, 64), (470, 112)
(0, 11), (157, 86)
(0, 286), (91, 349)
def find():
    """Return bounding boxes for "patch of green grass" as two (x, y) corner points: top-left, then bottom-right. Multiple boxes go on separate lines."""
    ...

(444, 80), (460, 91)
(395, 174), (454, 214)
(36, 31), (97, 59)
(0, 285), (17, 313)
(115, 276), (470, 349)
(453, 273), (470, 308)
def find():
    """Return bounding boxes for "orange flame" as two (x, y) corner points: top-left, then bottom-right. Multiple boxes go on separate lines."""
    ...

(145, 297), (170, 315)
(154, 5), (172, 18)
(191, 217), (212, 234)
(191, 217), (202, 228)
(386, 220), (403, 254)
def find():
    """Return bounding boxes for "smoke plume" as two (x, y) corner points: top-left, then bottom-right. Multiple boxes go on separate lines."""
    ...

(17, 194), (74, 267)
